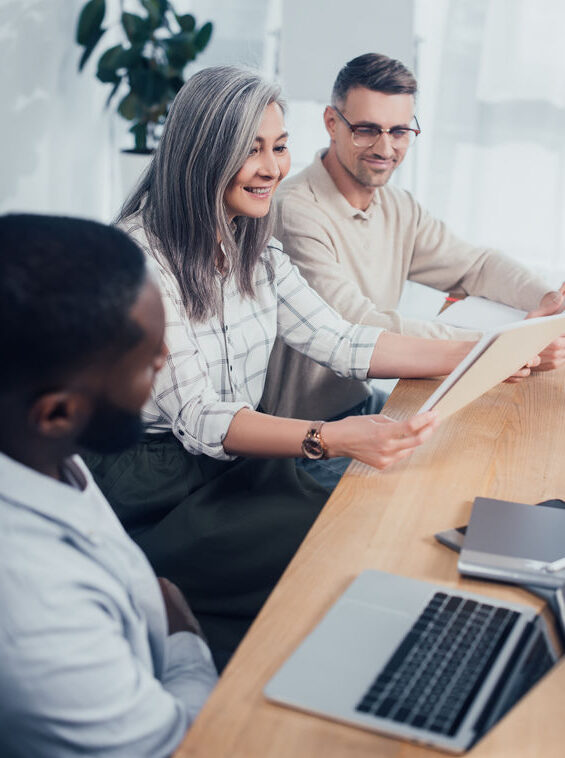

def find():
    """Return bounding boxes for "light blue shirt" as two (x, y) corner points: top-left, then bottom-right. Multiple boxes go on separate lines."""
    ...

(0, 452), (217, 757)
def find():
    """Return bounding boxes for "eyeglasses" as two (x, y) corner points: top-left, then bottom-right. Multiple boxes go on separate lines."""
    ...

(333, 106), (421, 148)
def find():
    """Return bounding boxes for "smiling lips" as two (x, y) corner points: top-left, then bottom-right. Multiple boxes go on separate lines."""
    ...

(363, 157), (395, 170)
(244, 186), (273, 196)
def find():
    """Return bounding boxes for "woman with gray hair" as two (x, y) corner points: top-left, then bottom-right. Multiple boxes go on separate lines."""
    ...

(85, 65), (479, 667)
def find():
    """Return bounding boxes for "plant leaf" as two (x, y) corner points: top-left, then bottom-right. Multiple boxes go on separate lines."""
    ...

(129, 68), (169, 108)
(194, 21), (213, 52)
(163, 33), (196, 68)
(168, 75), (184, 94)
(105, 80), (121, 107)
(78, 27), (105, 71)
(97, 67), (120, 84)
(118, 45), (144, 68)
(141, 0), (164, 29)
(122, 12), (151, 44)
(118, 91), (143, 121)
(176, 13), (195, 32)
(97, 44), (124, 74)
(76, 0), (105, 45)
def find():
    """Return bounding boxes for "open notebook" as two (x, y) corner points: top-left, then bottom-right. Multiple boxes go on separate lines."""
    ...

(418, 313), (565, 422)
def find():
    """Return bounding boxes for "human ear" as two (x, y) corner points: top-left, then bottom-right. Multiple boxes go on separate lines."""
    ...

(28, 392), (92, 439)
(323, 106), (337, 140)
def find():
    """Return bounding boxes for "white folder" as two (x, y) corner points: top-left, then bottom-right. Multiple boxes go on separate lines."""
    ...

(418, 313), (565, 421)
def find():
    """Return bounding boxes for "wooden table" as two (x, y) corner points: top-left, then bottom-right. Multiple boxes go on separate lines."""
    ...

(175, 368), (565, 757)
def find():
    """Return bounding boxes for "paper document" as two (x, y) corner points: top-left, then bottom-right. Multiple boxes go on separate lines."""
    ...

(419, 312), (565, 422)
(434, 296), (527, 331)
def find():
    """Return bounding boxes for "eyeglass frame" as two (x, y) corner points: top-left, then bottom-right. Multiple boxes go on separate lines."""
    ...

(332, 106), (421, 148)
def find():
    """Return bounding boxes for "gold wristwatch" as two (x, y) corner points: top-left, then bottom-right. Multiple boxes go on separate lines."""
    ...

(301, 420), (328, 460)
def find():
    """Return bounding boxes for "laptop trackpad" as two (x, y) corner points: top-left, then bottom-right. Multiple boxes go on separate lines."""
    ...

(265, 597), (415, 714)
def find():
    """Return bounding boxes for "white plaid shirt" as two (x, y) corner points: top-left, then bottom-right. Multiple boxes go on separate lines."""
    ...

(125, 223), (382, 460)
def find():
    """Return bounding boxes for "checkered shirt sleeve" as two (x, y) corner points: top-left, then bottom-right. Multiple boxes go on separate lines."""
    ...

(271, 242), (382, 377)
(140, 236), (382, 460)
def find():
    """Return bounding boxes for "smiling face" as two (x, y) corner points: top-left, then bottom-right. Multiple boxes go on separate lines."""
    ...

(325, 86), (415, 192)
(223, 101), (291, 221)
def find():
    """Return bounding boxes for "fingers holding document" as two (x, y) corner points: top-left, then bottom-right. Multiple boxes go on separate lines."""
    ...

(503, 354), (541, 383)
(533, 335), (565, 372)
(525, 282), (565, 371)
(323, 411), (439, 471)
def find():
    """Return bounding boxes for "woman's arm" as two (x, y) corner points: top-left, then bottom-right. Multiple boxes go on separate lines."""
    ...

(224, 329), (537, 469)
(223, 407), (439, 470)
(368, 331), (475, 379)
(368, 331), (539, 382)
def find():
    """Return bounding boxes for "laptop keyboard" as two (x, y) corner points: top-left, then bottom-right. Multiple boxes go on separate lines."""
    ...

(356, 592), (519, 736)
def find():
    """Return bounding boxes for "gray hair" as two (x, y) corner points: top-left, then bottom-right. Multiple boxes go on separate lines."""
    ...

(118, 66), (284, 321)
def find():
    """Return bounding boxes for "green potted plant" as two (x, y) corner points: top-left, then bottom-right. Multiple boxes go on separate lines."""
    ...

(76, 0), (213, 153)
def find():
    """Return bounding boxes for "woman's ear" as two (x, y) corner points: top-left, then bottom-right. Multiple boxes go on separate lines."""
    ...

(28, 391), (93, 439)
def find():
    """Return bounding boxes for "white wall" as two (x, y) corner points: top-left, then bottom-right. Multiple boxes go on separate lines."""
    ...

(0, 0), (121, 221)
(280, 0), (414, 101)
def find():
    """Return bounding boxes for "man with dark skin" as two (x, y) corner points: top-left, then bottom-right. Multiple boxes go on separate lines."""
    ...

(0, 214), (217, 758)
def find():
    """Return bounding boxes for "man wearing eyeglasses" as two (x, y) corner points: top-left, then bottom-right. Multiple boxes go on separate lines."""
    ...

(262, 52), (565, 427)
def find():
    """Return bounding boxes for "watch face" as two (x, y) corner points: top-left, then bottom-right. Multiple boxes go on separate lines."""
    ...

(302, 436), (324, 460)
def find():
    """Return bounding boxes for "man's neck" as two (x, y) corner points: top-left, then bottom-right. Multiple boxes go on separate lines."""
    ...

(0, 439), (67, 482)
(0, 400), (72, 481)
(321, 148), (376, 212)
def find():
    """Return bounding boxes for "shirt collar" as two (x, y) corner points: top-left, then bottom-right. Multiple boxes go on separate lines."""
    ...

(0, 451), (105, 542)
(307, 149), (382, 221)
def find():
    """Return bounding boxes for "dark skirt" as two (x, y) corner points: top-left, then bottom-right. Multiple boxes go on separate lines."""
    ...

(84, 433), (329, 669)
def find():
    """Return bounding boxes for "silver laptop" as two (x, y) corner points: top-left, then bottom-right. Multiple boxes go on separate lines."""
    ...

(264, 570), (562, 753)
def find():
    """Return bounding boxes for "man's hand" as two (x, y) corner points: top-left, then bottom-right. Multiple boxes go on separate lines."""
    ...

(504, 355), (541, 383)
(157, 577), (206, 639)
(525, 283), (565, 371)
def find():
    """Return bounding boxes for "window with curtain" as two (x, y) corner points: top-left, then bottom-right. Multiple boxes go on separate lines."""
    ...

(416, 0), (565, 280)
(0, 0), (124, 221)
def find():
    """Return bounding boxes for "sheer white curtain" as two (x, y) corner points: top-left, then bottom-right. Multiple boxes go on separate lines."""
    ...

(415, 0), (565, 279)
(0, 0), (123, 221)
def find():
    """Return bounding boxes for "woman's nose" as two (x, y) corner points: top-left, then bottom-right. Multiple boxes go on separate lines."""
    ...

(257, 150), (278, 178)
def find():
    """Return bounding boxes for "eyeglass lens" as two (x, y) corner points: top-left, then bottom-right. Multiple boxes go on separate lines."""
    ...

(352, 127), (417, 148)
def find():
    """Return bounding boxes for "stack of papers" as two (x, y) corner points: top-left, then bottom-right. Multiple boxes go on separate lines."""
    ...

(434, 296), (527, 331)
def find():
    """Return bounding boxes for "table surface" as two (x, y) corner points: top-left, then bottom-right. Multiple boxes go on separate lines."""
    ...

(174, 368), (565, 758)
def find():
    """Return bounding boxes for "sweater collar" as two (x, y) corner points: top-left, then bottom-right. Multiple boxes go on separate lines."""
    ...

(307, 149), (381, 220)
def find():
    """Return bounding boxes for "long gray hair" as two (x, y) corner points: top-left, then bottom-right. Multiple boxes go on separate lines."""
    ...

(118, 66), (284, 321)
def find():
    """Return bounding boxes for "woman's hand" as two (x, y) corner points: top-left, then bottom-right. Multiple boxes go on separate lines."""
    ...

(224, 407), (438, 471)
(322, 410), (439, 470)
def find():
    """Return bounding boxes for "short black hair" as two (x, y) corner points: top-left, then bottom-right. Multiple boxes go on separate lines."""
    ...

(332, 53), (417, 105)
(0, 214), (146, 393)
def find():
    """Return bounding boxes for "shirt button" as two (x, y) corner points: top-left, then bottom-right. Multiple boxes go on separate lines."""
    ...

(178, 429), (185, 436)
(229, 365), (233, 372)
